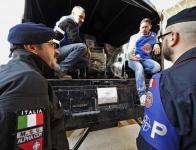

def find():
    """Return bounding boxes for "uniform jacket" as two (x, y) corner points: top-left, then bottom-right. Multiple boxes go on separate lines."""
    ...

(137, 73), (180, 150)
(0, 49), (69, 150)
(137, 47), (196, 150)
(160, 47), (196, 150)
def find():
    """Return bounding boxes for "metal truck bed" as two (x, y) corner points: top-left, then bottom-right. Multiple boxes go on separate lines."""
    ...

(49, 79), (144, 130)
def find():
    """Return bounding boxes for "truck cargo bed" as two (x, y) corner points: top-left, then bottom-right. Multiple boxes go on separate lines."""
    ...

(49, 79), (144, 130)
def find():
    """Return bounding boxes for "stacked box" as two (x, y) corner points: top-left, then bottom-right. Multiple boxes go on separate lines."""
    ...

(84, 34), (96, 49)
(89, 47), (107, 73)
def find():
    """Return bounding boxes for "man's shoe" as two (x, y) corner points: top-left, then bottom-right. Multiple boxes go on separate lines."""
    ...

(60, 74), (72, 79)
(56, 71), (72, 79)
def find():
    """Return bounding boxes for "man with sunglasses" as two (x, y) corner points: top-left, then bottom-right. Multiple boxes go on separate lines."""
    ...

(137, 6), (196, 150)
(0, 22), (69, 149)
(54, 6), (91, 78)
(127, 18), (161, 106)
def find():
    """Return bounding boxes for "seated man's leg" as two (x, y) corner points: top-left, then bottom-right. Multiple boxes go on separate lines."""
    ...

(58, 43), (87, 72)
(128, 59), (146, 102)
(72, 57), (89, 70)
(142, 59), (161, 73)
(71, 57), (89, 78)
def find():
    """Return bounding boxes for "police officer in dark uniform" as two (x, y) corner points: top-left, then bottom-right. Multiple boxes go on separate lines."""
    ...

(137, 6), (196, 150)
(0, 22), (69, 149)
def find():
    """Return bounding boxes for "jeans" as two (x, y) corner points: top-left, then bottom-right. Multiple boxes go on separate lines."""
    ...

(128, 59), (160, 97)
(58, 43), (87, 71)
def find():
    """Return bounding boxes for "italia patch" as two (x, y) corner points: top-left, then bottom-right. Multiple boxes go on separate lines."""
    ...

(16, 109), (44, 150)
(17, 109), (44, 129)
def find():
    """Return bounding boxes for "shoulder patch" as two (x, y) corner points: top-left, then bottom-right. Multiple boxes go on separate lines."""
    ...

(17, 109), (44, 130)
(145, 91), (154, 108)
(16, 108), (45, 150)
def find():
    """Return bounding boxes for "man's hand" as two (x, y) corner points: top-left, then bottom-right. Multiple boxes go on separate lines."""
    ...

(153, 43), (161, 55)
(128, 51), (141, 61)
(86, 47), (91, 60)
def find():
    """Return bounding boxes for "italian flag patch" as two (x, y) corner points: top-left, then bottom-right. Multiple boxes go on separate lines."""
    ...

(149, 78), (156, 88)
(17, 110), (44, 130)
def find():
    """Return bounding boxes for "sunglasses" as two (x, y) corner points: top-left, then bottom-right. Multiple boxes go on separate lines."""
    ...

(158, 31), (172, 43)
(46, 42), (60, 49)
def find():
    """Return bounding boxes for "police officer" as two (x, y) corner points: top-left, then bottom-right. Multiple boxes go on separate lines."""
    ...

(0, 22), (69, 149)
(137, 6), (196, 150)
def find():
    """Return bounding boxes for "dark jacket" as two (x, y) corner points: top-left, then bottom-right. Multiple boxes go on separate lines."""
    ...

(0, 49), (69, 150)
(55, 15), (83, 46)
(160, 47), (196, 150)
(137, 48), (196, 150)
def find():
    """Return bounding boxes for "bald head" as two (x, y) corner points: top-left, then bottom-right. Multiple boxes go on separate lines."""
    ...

(167, 21), (196, 41)
(71, 6), (85, 14)
(162, 21), (196, 62)
(166, 21), (196, 49)
(161, 6), (196, 62)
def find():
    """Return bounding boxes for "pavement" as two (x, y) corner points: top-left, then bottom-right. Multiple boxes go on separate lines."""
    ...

(67, 122), (140, 150)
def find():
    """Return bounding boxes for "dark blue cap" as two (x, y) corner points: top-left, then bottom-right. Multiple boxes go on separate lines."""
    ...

(166, 6), (196, 27)
(8, 22), (55, 44)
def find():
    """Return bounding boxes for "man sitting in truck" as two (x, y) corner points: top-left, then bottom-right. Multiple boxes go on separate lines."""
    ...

(127, 18), (161, 106)
(54, 6), (91, 78)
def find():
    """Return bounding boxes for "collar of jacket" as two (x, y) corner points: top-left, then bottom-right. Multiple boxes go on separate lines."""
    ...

(174, 47), (196, 66)
(12, 49), (53, 78)
(69, 15), (78, 25)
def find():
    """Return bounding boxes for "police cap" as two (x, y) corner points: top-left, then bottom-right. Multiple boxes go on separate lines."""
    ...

(8, 22), (55, 44)
(166, 6), (196, 27)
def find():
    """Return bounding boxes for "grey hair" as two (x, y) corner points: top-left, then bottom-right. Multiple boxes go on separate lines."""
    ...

(71, 6), (85, 14)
